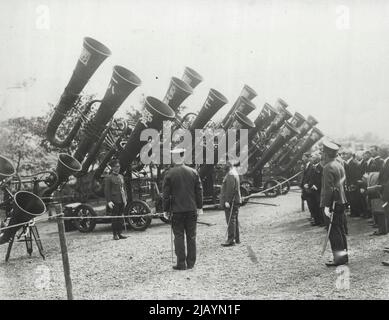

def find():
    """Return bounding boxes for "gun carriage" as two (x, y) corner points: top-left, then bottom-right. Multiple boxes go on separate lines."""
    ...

(0, 37), (325, 235)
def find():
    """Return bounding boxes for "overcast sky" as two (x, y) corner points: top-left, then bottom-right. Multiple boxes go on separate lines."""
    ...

(0, 0), (388, 141)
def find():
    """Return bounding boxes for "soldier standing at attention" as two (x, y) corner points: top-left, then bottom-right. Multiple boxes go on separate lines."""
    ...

(343, 150), (364, 217)
(321, 140), (348, 267)
(163, 148), (203, 270)
(220, 159), (242, 246)
(104, 159), (128, 241)
(301, 153), (314, 221)
(307, 151), (324, 226)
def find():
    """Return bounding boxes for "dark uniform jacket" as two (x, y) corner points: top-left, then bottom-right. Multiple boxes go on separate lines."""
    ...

(301, 162), (313, 200)
(220, 168), (242, 208)
(360, 160), (367, 175)
(163, 164), (203, 213)
(104, 173), (127, 204)
(378, 159), (389, 185)
(320, 159), (347, 207)
(344, 159), (363, 189)
(365, 158), (377, 173)
(372, 156), (384, 173)
(379, 159), (389, 203)
(308, 162), (323, 195)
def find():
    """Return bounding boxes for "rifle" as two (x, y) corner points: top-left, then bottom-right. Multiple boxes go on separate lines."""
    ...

(321, 188), (338, 256)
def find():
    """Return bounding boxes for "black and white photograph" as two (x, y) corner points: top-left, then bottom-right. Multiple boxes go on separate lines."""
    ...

(1, 0), (389, 305)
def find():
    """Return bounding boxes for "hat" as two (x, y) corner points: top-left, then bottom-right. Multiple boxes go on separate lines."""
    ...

(303, 152), (311, 157)
(322, 139), (340, 156)
(170, 147), (186, 155)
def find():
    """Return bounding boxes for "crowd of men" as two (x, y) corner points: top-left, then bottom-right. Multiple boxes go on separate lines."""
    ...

(301, 142), (389, 266)
(102, 136), (389, 270)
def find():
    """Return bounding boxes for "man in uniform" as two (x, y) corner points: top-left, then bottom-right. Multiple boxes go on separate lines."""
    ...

(370, 146), (384, 172)
(163, 148), (203, 270)
(307, 151), (324, 226)
(104, 159), (128, 241)
(300, 152), (314, 220)
(343, 150), (363, 217)
(360, 150), (373, 218)
(321, 140), (348, 267)
(220, 159), (242, 246)
(379, 147), (389, 265)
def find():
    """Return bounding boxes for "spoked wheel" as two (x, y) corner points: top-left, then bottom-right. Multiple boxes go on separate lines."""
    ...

(240, 186), (250, 206)
(125, 200), (152, 231)
(240, 180), (252, 194)
(73, 204), (97, 233)
(276, 176), (290, 195)
(263, 179), (280, 198)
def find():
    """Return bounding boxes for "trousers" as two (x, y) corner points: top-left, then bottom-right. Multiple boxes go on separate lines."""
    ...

(172, 212), (197, 268)
(224, 205), (240, 243)
(307, 193), (323, 224)
(349, 189), (363, 217)
(111, 202), (124, 235)
(326, 203), (348, 262)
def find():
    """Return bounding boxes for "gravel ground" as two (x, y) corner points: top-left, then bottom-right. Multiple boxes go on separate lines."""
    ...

(1, 188), (389, 300)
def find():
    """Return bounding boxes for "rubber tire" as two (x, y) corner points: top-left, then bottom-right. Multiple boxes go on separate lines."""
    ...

(125, 200), (152, 231)
(73, 204), (97, 233)
(240, 180), (252, 193)
(240, 186), (249, 206)
(276, 176), (290, 195)
(263, 180), (279, 198)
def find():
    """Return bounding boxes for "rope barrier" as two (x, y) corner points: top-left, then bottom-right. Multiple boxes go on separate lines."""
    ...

(244, 170), (302, 200)
(0, 172), (302, 233)
(0, 212), (165, 232)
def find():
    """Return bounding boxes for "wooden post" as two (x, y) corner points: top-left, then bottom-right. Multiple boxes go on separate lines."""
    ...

(56, 209), (74, 300)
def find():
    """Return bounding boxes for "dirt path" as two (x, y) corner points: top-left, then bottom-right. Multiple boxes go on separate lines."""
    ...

(1, 188), (389, 300)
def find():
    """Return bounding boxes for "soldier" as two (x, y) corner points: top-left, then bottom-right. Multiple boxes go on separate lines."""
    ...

(378, 147), (389, 186)
(370, 145), (384, 172)
(343, 150), (364, 217)
(300, 152), (314, 220)
(104, 159), (128, 241)
(360, 150), (373, 218)
(220, 159), (242, 246)
(321, 140), (349, 267)
(163, 148), (203, 270)
(307, 151), (324, 226)
(379, 147), (389, 266)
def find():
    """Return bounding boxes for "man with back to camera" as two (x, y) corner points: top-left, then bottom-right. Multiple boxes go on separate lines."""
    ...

(220, 159), (242, 246)
(321, 140), (348, 267)
(343, 149), (364, 218)
(162, 147), (203, 270)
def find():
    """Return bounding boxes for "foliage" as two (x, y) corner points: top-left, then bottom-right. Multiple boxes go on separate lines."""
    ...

(0, 93), (139, 176)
